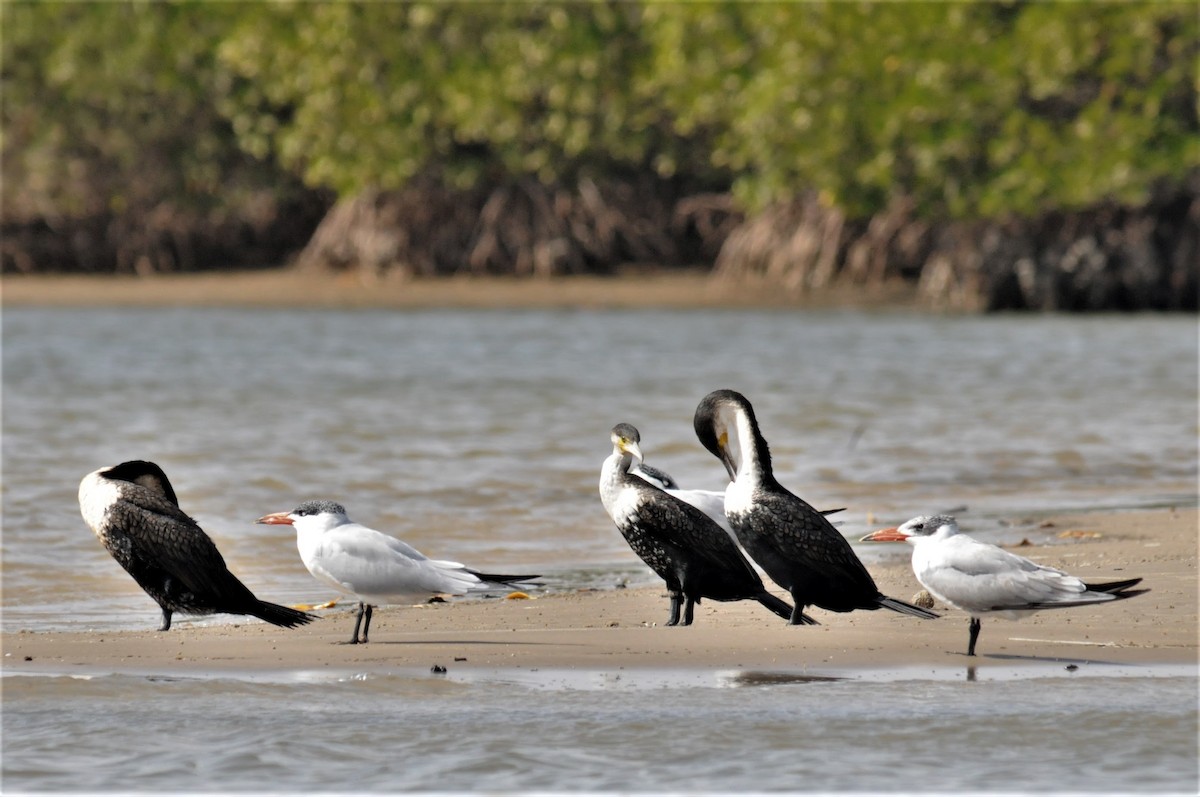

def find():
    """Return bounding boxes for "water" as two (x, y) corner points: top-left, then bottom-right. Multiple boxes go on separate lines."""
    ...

(2, 666), (1197, 792)
(3, 306), (1197, 792)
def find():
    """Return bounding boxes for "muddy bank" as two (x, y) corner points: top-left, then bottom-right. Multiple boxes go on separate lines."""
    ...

(4, 177), (1196, 312)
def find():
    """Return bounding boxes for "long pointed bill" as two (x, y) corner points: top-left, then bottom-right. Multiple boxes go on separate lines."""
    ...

(719, 450), (737, 481)
(624, 441), (645, 464)
(255, 511), (295, 526)
(860, 527), (908, 543)
(717, 432), (737, 481)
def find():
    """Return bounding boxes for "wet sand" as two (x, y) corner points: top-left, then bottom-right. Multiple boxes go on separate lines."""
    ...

(1, 268), (920, 310)
(4, 508), (1195, 676)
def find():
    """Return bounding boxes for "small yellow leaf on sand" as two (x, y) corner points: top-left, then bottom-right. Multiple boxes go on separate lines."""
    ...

(1058, 529), (1102, 539)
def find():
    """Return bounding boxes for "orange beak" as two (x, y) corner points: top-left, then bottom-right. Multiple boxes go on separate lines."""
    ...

(255, 511), (295, 526)
(860, 527), (909, 543)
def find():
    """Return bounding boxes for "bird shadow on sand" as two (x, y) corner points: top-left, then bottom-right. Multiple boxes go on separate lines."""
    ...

(976, 651), (1137, 667)
(363, 638), (585, 647)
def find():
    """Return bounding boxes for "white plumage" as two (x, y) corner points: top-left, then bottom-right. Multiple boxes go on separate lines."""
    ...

(862, 514), (1146, 655)
(257, 500), (536, 643)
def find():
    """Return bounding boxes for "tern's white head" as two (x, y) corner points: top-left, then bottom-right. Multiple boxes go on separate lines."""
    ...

(861, 514), (961, 544)
(256, 500), (352, 533)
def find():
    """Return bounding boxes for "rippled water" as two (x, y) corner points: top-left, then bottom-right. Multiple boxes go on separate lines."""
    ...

(3, 306), (1197, 793)
(3, 666), (1197, 793)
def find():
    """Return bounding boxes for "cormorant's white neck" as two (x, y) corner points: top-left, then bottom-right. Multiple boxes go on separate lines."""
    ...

(599, 449), (639, 526)
(724, 404), (770, 485)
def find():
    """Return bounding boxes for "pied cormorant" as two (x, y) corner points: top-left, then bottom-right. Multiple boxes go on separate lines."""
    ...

(617, 422), (845, 545)
(600, 423), (803, 626)
(79, 460), (316, 631)
(693, 390), (939, 625)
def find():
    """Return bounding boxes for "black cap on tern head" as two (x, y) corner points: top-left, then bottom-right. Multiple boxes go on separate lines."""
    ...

(291, 499), (348, 517)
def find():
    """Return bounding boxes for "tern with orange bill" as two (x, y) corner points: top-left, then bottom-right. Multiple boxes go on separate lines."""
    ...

(257, 500), (538, 643)
(862, 514), (1147, 655)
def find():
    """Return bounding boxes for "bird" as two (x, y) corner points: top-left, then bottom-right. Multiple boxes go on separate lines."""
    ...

(693, 389), (939, 625)
(612, 422), (737, 541)
(78, 460), (316, 632)
(861, 514), (1147, 656)
(256, 500), (539, 644)
(618, 422), (844, 544)
(600, 423), (802, 626)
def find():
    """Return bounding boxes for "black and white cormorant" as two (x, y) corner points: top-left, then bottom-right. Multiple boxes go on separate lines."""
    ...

(599, 423), (802, 626)
(692, 390), (940, 625)
(618, 423), (845, 544)
(256, 500), (540, 644)
(78, 460), (316, 631)
(863, 514), (1146, 655)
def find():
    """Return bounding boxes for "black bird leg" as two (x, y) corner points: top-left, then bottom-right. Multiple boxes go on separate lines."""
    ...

(788, 598), (808, 626)
(343, 601), (371, 644)
(666, 591), (682, 626)
(159, 608), (173, 632)
(967, 617), (981, 656)
(361, 604), (374, 643)
(681, 595), (696, 626)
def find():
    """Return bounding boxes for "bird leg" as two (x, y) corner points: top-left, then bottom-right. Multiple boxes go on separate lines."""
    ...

(666, 591), (682, 626)
(681, 596), (696, 626)
(967, 617), (981, 656)
(361, 604), (374, 643)
(788, 598), (809, 626)
(342, 601), (370, 644)
(159, 608), (173, 632)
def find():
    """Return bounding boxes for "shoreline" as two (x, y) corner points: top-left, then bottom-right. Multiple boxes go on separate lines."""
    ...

(1, 268), (923, 311)
(4, 508), (1196, 678)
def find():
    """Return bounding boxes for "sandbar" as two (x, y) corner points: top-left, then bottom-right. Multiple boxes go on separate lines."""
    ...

(3, 508), (1195, 678)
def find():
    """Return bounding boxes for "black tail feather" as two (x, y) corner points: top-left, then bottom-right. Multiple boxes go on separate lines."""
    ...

(878, 595), (940, 619)
(1017, 589), (1150, 612)
(466, 570), (542, 587)
(1084, 577), (1143, 594)
(758, 591), (816, 623)
(251, 600), (317, 628)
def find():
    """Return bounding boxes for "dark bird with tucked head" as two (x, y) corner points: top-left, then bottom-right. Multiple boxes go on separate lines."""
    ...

(79, 460), (316, 631)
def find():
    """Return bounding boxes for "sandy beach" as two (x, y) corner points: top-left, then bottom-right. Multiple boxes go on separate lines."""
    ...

(5, 508), (1195, 676)
(1, 267), (922, 310)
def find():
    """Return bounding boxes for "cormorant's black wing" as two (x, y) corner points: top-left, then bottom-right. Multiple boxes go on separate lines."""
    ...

(630, 482), (765, 591)
(110, 484), (250, 602)
(751, 489), (877, 588)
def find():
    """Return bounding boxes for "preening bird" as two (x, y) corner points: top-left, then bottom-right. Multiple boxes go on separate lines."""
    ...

(78, 461), (315, 631)
(256, 501), (539, 644)
(619, 422), (844, 545)
(600, 423), (800, 626)
(862, 514), (1147, 655)
(693, 389), (939, 625)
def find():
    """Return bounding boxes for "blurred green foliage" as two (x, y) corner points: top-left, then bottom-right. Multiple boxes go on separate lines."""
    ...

(4, 1), (1196, 221)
